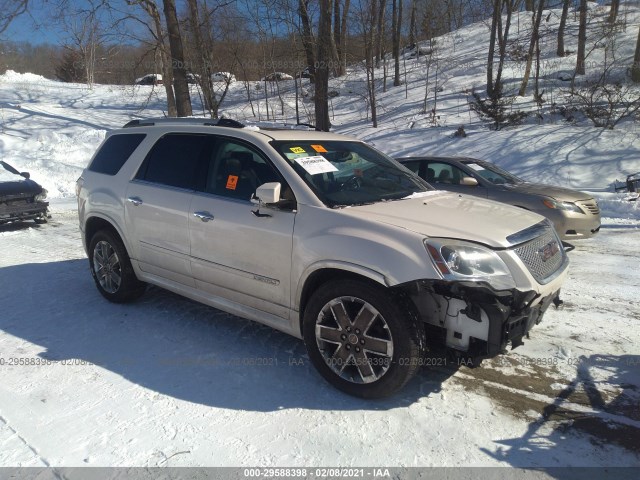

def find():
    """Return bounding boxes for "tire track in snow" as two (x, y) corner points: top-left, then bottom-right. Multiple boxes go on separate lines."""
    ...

(0, 412), (52, 468)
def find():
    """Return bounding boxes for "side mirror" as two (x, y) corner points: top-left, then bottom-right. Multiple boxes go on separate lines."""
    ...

(460, 176), (478, 186)
(20, 172), (30, 179)
(251, 182), (281, 205)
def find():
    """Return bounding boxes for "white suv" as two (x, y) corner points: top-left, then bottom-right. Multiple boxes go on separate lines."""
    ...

(77, 118), (569, 398)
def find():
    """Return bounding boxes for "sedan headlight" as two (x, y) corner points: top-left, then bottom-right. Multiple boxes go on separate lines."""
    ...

(424, 239), (516, 290)
(35, 189), (48, 202)
(542, 198), (584, 214)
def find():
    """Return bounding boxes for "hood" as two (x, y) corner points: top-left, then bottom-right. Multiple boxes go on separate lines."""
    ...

(506, 182), (592, 202)
(0, 178), (43, 197)
(343, 191), (545, 248)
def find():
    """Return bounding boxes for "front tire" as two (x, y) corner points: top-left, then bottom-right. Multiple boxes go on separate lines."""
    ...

(88, 229), (146, 303)
(303, 279), (425, 398)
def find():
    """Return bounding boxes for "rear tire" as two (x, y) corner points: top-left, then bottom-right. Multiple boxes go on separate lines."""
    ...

(88, 229), (146, 303)
(303, 279), (425, 398)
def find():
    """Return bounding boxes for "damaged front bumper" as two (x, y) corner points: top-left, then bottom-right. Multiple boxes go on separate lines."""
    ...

(0, 200), (49, 224)
(405, 279), (561, 364)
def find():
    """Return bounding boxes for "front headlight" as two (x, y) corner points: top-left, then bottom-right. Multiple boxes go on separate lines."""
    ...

(35, 189), (48, 202)
(542, 198), (584, 214)
(424, 239), (516, 290)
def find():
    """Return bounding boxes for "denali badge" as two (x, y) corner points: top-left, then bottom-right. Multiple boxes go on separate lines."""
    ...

(538, 240), (560, 262)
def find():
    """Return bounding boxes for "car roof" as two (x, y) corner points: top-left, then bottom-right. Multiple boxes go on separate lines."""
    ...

(118, 118), (358, 142)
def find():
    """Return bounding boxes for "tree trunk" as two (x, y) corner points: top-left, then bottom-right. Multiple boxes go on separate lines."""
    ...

(329, 16), (340, 77)
(187, 0), (217, 116)
(495, 0), (512, 96)
(163, 0), (192, 116)
(576, 0), (587, 75)
(408, 0), (417, 47)
(339, 0), (350, 76)
(632, 26), (640, 82)
(557, 0), (569, 57)
(334, 0), (342, 75)
(315, 0), (332, 131)
(486, 0), (500, 98)
(374, 0), (386, 68)
(519, 0), (545, 96)
(608, 0), (620, 24)
(138, 0), (177, 116)
(298, 0), (316, 82)
(392, 0), (401, 86)
(367, 0), (378, 127)
(525, 0), (534, 11)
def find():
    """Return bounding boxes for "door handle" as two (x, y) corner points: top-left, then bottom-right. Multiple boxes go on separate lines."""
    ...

(193, 211), (215, 222)
(127, 196), (143, 206)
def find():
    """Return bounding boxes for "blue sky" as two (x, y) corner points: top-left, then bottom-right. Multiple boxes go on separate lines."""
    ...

(3, 11), (63, 44)
(1, 0), (141, 45)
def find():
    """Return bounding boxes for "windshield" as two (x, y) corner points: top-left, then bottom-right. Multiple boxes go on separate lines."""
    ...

(271, 140), (430, 207)
(463, 161), (522, 185)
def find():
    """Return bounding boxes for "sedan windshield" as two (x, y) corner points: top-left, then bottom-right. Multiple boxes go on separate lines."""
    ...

(271, 141), (431, 207)
(463, 161), (522, 185)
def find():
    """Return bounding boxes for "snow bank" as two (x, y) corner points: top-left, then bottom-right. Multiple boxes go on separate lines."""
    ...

(0, 69), (50, 84)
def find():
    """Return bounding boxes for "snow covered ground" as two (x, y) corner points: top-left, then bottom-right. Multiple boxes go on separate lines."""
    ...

(1, 3), (639, 471)
(0, 202), (638, 470)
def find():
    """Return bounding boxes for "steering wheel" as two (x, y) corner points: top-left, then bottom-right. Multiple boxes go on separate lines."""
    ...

(341, 175), (363, 190)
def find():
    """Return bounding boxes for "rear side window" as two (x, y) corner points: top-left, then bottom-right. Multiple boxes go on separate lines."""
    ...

(135, 134), (211, 190)
(89, 134), (146, 175)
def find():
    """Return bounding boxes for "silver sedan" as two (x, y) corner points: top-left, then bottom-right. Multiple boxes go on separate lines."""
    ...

(397, 156), (601, 240)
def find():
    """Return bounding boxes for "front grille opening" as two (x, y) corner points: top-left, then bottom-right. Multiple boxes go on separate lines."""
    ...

(513, 228), (565, 284)
(566, 230), (577, 235)
(579, 201), (600, 215)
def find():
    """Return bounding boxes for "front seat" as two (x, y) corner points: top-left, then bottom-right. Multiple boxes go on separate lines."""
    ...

(425, 167), (436, 183)
(217, 152), (258, 200)
(437, 169), (451, 184)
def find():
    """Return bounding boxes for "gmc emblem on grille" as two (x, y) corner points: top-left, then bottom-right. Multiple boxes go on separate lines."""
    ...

(538, 240), (560, 262)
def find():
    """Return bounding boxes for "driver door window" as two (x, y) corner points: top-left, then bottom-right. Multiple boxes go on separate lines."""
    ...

(202, 140), (283, 202)
(426, 162), (468, 185)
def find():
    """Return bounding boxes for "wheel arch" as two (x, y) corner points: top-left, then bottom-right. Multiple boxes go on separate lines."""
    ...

(296, 263), (389, 336)
(84, 215), (130, 258)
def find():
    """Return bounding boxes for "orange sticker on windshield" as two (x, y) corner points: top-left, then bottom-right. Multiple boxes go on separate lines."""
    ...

(311, 144), (328, 153)
(290, 146), (306, 154)
(354, 169), (363, 177)
(226, 175), (238, 190)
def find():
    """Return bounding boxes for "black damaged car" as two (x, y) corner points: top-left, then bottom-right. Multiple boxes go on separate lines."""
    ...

(0, 160), (49, 225)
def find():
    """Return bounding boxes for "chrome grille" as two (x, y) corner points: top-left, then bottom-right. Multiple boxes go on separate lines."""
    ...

(578, 200), (600, 215)
(514, 228), (565, 284)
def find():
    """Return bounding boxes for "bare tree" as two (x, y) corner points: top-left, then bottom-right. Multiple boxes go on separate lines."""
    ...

(163, 0), (192, 116)
(408, 0), (417, 46)
(632, 25), (640, 83)
(68, 12), (100, 86)
(557, 0), (569, 57)
(333, 0), (350, 77)
(315, 0), (332, 131)
(487, 0), (513, 99)
(127, 0), (177, 116)
(298, 0), (316, 80)
(392, 0), (402, 87)
(374, 0), (386, 68)
(576, 0), (587, 75)
(187, 0), (217, 116)
(0, 0), (28, 36)
(519, 0), (545, 96)
(608, 0), (620, 24)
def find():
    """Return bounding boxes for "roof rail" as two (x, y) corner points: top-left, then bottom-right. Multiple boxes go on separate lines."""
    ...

(122, 117), (246, 129)
(243, 121), (317, 131)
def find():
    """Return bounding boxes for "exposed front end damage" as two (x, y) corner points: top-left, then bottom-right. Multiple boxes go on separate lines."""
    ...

(0, 193), (49, 224)
(402, 280), (561, 365)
